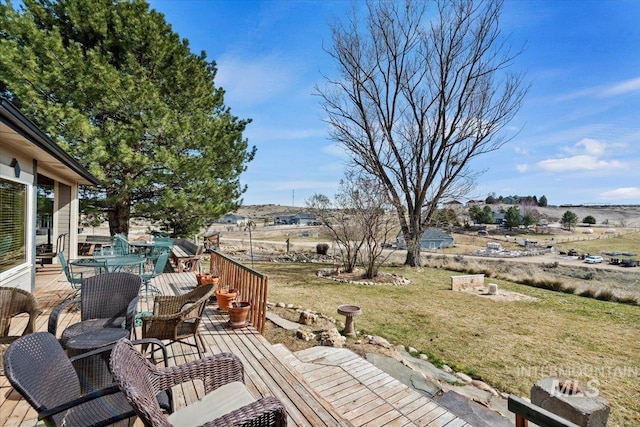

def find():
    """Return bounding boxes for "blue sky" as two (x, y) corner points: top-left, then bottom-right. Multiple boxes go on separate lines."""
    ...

(148, 0), (640, 207)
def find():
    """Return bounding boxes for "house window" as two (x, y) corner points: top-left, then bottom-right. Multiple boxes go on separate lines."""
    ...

(0, 178), (27, 273)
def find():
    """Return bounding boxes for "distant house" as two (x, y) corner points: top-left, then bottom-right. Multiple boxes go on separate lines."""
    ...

(218, 213), (248, 226)
(443, 200), (463, 208)
(289, 212), (317, 225)
(466, 199), (485, 206)
(273, 215), (292, 225)
(396, 228), (454, 250)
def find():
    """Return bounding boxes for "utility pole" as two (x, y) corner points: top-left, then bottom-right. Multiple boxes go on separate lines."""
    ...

(292, 189), (295, 207)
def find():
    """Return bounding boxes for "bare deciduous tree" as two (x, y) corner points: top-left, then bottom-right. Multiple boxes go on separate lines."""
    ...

(317, 0), (527, 266)
(307, 170), (396, 278)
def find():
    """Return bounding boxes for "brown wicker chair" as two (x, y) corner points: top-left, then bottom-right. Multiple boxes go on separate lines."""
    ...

(141, 283), (215, 358)
(0, 287), (42, 372)
(4, 332), (172, 427)
(110, 338), (287, 427)
(48, 272), (141, 347)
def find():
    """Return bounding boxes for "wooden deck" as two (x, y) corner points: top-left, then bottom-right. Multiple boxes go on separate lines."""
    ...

(1, 266), (472, 426)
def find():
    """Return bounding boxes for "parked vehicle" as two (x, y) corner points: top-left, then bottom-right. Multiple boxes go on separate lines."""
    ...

(584, 255), (603, 264)
(620, 259), (639, 267)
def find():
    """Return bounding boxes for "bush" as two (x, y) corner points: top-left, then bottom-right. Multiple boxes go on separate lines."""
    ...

(316, 243), (330, 255)
(616, 296), (638, 306)
(595, 289), (615, 301)
(579, 289), (596, 298)
(561, 286), (577, 294)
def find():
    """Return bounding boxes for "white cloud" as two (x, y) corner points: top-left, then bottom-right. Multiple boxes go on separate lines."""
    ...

(516, 164), (529, 173)
(245, 126), (325, 141)
(566, 138), (605, 156)
(216, 54), (301, 107)
(537, 155), (623, 172)
(322, 143), (349, 159)
(599, 187), (640, 200)
(555, 75), (640, 101)
(514, 146), (529, 155)
(537, 138), (627, 172)
(602, 76), (640, 96)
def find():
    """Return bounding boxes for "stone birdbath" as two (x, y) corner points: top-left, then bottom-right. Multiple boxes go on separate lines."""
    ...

(337, 304), (362, 337)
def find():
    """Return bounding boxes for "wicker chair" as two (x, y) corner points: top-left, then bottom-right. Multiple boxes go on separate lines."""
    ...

(141, 283), (215, 358)
(0, 287), (42, 372)
(110, 338), (287, 427)
(48, 272), (141, 347)
(4, 332), (171, 427)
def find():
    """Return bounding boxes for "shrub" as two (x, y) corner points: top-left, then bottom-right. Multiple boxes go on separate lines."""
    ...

(579, 289), (596, 298)
(316, 243), (329, 255)
(595, 289), (615, 301)
(561, 286), (577, 294)
(616, 296), (638, 306)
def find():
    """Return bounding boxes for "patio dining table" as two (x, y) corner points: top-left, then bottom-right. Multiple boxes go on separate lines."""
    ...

(71, 254), (146, 274)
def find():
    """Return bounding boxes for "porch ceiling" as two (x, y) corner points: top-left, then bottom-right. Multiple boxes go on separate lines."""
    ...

(0, 99), (99, 186)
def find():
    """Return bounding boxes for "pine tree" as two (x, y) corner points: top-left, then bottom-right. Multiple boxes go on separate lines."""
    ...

(0, 0), (254, 236)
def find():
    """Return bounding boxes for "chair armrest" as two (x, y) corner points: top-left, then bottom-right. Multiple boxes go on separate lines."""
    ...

(155, 352), (244, 393)
(124, 296), (140, 332)
(22, 308), (43, 336)
(71, 338), (168, 365)
(48, 298), (80, 336)
(38, 385), (122, 421)
(203, 396), (287, 427)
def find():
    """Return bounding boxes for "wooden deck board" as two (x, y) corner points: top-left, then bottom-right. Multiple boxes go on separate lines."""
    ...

(0, 267), (474, 427)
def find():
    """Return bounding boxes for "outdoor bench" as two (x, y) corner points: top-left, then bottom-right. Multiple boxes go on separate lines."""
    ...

(171, 238), (204, 272)
(77, 235), (114, 256)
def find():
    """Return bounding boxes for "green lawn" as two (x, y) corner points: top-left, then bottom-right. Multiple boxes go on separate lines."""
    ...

(258, 261), (640, 426)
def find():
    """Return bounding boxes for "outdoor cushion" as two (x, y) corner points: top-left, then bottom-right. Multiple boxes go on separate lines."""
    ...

(167, 381), (255, 427)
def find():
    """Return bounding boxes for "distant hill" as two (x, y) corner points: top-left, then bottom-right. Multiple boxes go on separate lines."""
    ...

(236, 204), (302, 223)
(237, 203), (640, 228)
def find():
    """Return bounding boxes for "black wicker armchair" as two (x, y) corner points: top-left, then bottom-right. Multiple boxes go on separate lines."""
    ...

(110, 338), (287, 427)
(48, 272), (141, 347)
(3, 332), (172, 427)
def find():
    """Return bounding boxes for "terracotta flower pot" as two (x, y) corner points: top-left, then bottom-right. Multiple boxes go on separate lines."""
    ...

(228, 302), (251, 328)
(215, 290), (237, 312)
(196, 273), (219, 287)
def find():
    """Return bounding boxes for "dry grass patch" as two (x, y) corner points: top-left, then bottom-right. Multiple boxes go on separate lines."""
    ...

(258, 261), (640, 426)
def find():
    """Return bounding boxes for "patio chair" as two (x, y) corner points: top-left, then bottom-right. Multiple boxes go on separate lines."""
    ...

(140, 283), (215, 358)
(140, 251), (170, 297)
(110, 338), (287, 427)
(0, 287), (42, 372)
(48, 272), (141, 347)
(3, 332), (172, 427)
(36, 232), (67, 267)
(57, 252), (84, 299)
(114, 233), (131, 255)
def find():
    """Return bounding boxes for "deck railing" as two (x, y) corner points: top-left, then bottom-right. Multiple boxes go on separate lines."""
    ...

(209, 250), (268, 333)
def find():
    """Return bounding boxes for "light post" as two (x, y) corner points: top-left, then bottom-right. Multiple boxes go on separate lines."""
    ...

(245, 220), (255, 268)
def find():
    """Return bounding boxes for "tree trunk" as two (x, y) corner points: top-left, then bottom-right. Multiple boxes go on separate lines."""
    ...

(404, 233), (422, 267)
(108, 199), (130, 236)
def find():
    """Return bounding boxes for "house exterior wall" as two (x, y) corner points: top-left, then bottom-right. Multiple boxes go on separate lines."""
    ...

(0, 99), (96, 292)
(0, 150), (36, 291)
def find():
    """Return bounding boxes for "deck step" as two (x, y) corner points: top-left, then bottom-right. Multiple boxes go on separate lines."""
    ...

(291, 346), (474, 426)
(271, 343), (299, 366)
